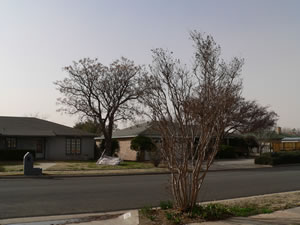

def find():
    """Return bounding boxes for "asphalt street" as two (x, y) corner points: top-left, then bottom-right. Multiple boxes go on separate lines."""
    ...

(1, 166), (300, 219)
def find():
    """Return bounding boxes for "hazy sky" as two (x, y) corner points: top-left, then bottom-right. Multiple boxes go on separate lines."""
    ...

(0, 0), (299, 128)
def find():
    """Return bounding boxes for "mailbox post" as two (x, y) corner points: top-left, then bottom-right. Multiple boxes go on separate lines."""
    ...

(23, 152), (42, 176)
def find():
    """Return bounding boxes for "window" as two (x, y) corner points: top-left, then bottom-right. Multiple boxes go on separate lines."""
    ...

(66, 138), (81, 155)
(6, 137), (17, 149)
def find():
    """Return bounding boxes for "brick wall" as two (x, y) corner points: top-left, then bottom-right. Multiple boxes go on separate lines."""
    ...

(117, 138), (137, 161)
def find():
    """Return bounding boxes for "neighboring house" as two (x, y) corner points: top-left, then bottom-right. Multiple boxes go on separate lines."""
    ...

(95, 122), (252, 161)
(95, 122), (160, 161)
(0, 116), (96, 160)
(272, 137), (300, 152)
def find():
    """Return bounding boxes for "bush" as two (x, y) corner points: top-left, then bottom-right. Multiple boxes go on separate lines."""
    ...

(255, 151), (300, 165)
(140, 206), (156, 221)
(200, 204), (232, 220)
(254, 153), (273, 165)
(160, 200), (173, 210)
(131, 136), (157, 162)
(216, 145), (237, 159)
(165, 211), (182, 224)
(0, 150), (36, 161)
(189, 204), (232, 220)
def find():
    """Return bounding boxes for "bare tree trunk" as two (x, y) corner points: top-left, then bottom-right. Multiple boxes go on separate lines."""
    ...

(105, 137), (113, 156)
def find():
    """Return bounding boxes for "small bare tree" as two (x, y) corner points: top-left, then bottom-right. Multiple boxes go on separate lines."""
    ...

(55, 57), (146, 155)
(253, 129), (278, 154)
(141, 31), (277, 211)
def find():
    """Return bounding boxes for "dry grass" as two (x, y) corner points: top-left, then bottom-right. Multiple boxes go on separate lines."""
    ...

(211, 191), (300, 211)
(0, 161), (40, 172)
(45, 161), (156, 171)
(0, 160), (169, 177)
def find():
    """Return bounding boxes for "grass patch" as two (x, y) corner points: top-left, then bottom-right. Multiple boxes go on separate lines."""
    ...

(0, 161), (40, 172)
(46, 161), (155, 171)
(160, 200), (173, 210)
(192, 204), (233, 220)
(0, 161), (23, 172)
(140, 206), (156, 221)
(139, 204), (273, 225)
(229, 205), (273, 217)
(139, 191), (300, 225)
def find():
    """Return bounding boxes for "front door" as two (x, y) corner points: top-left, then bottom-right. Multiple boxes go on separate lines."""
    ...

(36, 138), (45, 159)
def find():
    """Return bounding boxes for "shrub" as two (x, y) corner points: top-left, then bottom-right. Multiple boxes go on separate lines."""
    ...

(216, 145), (237, 159)
(187, 204), (232, 220)
(140, 206), (156, 221)
(130, 136), (157, 162)
(255, 150), (300, 165)
(0, 150), (36, 161)
(160, 200), (173, 210)
(200, 204), (232, 220)
(255, 153), (273, 165)
(164, 211), (182, 224)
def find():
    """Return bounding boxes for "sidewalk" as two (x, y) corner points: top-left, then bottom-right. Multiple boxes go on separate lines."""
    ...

(0, 210), (139, 225)
(0, 159), (271, 178)
(2, 207), (300, 225)
(192, 207), (300, 225)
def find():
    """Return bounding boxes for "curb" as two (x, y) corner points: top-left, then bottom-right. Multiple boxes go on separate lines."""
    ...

(0, 209), (136, 225)
(0, 166), (279, 179)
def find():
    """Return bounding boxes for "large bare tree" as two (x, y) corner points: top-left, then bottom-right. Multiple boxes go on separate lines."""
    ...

(141, 31), (277, 211)
(55, 57), (146, 155)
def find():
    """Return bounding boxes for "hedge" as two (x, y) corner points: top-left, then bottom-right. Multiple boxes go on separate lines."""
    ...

(0, 150), (36, 161)
(216, 145), (237, 159)
(255, 151), (300, 165)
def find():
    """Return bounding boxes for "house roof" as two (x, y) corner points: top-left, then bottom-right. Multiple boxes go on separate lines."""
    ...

(95, 122), (160, 140)
(0, 116), (96, 137)
(281, 137), (300, 142)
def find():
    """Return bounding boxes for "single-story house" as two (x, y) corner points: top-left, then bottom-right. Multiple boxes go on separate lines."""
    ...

(95, 122), (160, 161)
(0, 116), (96, 160)
(95, 122), (254, 161)
(271, 137), (300, 152)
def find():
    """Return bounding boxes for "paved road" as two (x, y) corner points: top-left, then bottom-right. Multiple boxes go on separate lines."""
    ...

(1, 166), (300, 219)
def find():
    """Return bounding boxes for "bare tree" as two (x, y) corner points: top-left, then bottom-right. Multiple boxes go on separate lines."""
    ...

(141, 31), (277, 211)
(55, 57), (146, 156)
(225, 100), (278, 135)
(74, 119), (102, 135)
(253, 129), (279, 154)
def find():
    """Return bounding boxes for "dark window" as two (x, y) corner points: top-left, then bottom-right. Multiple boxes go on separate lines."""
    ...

(36, 139), (44, 153)
(66, 138), (81, 155)
(6, 137), (17, 149)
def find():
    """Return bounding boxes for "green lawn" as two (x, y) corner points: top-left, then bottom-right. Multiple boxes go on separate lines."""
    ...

(45, 160), (155, 171)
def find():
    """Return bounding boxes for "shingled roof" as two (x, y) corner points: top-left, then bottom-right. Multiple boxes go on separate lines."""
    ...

(95, 122), (161, 140)
(0, 117), (95, 137)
